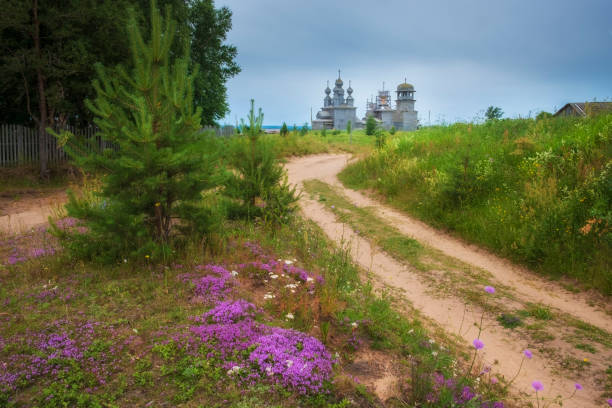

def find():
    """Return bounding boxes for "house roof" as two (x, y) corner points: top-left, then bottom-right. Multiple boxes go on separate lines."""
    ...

(554, 102), (612, 117)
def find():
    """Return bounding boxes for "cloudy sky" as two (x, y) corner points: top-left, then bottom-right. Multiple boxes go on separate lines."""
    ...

(216, 0), (612, 126)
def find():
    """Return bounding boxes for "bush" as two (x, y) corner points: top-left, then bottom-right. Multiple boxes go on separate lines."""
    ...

(389, 126), (396, 135)
(365, 116), (377, 135)
(51, 4), (221, 263)
(280, 122), (288, 137)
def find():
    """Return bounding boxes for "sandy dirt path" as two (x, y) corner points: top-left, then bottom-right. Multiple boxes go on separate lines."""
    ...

(0, 190), (67, 234)
(286, 153), (611, 408)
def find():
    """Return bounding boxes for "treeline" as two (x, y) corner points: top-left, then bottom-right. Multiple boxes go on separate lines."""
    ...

(0, 0), (239, 175)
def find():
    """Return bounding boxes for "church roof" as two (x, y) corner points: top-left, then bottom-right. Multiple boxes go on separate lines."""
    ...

(397, 82), (414, 91)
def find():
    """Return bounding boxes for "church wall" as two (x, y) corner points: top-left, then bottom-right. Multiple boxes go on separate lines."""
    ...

(401, 111), (418, 131)
(381, 111), (394, 129)
(333, 107), (357, 130)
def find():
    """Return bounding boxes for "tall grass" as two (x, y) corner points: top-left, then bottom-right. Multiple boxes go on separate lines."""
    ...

(340, 115), (612, 295)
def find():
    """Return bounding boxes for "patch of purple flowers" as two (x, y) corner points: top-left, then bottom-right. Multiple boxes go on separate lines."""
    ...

(180, 264), (234, 304)
(0, 319), (122, 396)
(187, 293), (334, 394)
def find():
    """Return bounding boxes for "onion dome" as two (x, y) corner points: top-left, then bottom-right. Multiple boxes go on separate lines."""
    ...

(347, 80), (353, 95)
(317, 110), (332, 119)
(335, 77), (343, 87)
(325, 80), (331, 94)
(397, 82), (414, 91)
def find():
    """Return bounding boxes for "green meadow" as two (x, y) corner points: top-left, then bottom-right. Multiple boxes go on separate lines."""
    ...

(340, 114), (612, 294)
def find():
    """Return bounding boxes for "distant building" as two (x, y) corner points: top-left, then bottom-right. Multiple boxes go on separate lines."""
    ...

(312, 71), (359, 130)
(365, 81), (418, 131)
(554, 102), (612, 117)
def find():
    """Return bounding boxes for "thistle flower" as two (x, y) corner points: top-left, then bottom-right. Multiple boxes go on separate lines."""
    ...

(532, 381), (543, 391)
(607, 398), (612, 407)
(484, 286), (495, 294)
(523, 349), (533, 359)
(473, 339), (484, 350)
(574, 383), (582, 390)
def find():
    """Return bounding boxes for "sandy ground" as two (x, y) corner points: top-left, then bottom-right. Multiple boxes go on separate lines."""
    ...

(0, 190), (67, 234)
(286, 153), (611, 408)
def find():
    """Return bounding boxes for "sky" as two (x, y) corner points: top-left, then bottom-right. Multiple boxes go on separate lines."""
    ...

(216, 0), (612, 126)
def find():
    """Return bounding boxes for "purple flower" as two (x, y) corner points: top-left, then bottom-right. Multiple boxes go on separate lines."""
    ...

(531, 381), (543, 392)
(484, 286), (495, 294)
(523, 349), (533, 359)
(473, 339), (484, 350)
(574, 383), (582, 390)
(607, 398), (612, 407)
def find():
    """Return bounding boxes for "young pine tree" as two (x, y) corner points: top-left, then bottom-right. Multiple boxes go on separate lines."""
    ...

(280, 122), (288, 137)
(366, 116), (377, 135)
(52, 2), (221, 263)
(225, 100), (298, 221)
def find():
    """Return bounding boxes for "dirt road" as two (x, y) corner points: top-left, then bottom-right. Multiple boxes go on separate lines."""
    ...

(0, 190), (67, 234)
(286, 153), (611, 408)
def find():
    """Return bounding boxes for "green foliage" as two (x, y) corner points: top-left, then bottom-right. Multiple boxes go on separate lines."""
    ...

(497, 313), (523, 329)
(375, 130), (387, 149)
(51, 2), (221, 263)
(389, 125), (396, 135)
(340, 114), (612, 294)
(536, 111), (553, 121)
(187, 0), (240, 124)
(300, 122), (309, 136)
(280, 122), (289, 137)
(346, 120), (352, 134)
(225, 100), (299, 222)
(365, 116), (377, 135)
(485, 106), (503, 121)
(320, 128), (327, 137)
(332, 129), (340, 135)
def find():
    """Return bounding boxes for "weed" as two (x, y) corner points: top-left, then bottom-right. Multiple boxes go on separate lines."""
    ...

(497, 313), (523, 329)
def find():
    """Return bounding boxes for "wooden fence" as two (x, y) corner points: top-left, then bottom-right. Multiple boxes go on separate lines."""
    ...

(0, 124), (234, 167)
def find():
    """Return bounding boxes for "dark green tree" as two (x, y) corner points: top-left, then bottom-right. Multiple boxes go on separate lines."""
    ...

(485, 106), (503, 121)
(52, 2), (221, 262)
(536, 111), (553, 121)
(389, 125), (396, 135)
(0, 0), (132, 176)
(280, 122), (288, 137)
(300, 122), (308, 136)
(365, 116), (377, 135)
(187, 0), (240, 124)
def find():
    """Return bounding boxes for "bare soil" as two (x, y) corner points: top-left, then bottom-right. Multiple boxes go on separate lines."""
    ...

(286, 153), (612, 408)
(0, 189), (67, 233)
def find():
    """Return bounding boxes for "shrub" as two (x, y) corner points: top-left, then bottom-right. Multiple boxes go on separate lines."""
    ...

(51, 4), (221, 263)
(389, 125), (396, 135)
(365, 116), (377, 135)
(300, 122), (308, 136)
(280, 122), (288, 137)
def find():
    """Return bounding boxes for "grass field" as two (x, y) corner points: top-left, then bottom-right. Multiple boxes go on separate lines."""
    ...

(339, 115), (612, 295)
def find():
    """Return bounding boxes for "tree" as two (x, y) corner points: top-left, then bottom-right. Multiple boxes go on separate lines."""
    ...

(225, 100), (298, 221)
(485, 106), (503, 121)
(0, 0), (132, 177)
(187, 0), (240, 125)
(280, 122), (288, 137)
(536, 111), (553, 121)
(53, 2), (220, 262)
(389, 125), (396, 135)
(365, 116), (377, 135)
(0, 0), (239, 177)
(300, 122), (308, 136)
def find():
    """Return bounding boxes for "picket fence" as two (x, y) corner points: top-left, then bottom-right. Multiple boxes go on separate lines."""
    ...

(0, 124), (234, 167)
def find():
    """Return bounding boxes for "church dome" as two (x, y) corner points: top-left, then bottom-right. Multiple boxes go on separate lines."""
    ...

(397, 82), (414, 91)
(325, 85), (331, 94)
(317, 110), (332, 119)
(335, 77), (343, 87)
